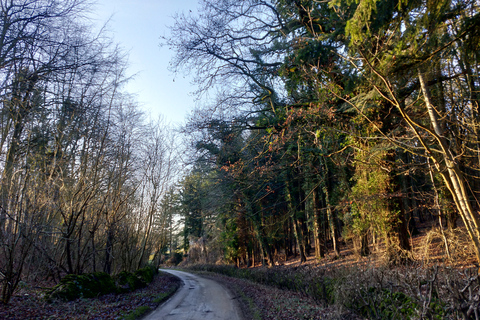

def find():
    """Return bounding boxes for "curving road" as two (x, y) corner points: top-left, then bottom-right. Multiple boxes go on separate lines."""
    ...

(143, 269), (243, 320)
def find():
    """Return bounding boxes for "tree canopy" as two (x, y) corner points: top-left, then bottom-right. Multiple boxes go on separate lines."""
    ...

(0, 0), (180, 304)
(167, 0), (480, 267)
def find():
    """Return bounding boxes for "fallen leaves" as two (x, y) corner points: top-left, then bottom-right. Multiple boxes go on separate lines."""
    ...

(0, 272), (180, 320)
(202, 273), (363, 320)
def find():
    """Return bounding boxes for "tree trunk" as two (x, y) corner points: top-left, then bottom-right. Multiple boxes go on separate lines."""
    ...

(292, 216), (307, 262)
(286, 177), (307, 263)
(419, 70), (480, 262)
(104, 226), (114, 275)
(313, 186), (325, 258)
(320, 156), (340, 257)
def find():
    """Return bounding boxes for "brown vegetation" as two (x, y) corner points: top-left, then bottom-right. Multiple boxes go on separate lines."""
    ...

(0, 271), (180, 320)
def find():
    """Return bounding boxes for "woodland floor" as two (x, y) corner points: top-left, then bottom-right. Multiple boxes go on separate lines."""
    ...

(0, 271), (180, 320)
(1, 220), (477, 320)
(200, 272), (365, 320)
(202, 222), (478, 319)
(278, 219), (478, 270)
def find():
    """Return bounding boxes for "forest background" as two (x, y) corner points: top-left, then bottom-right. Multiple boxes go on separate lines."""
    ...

(1, 0), (480, 314)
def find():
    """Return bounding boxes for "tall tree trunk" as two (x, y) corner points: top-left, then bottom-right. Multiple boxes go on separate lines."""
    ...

(428, 158), (451, 259)
(254, 225), (273, 267)
(104, 225), (114, 275)
(237, 199), (248, 267)
(138, 205), (155, 270)
(419, 70), (480, 262)
(90, 230), (97, 272)
(1, 72), (38, 197)
(65, 235), (74, 275)
(384, 150), (412, 263)
(322, 158), (340, 258)
(291, 216), (307, 263)
(313, 186), (325, 258)
(248, 200), (273, 267)
(286, 178), (307, 263)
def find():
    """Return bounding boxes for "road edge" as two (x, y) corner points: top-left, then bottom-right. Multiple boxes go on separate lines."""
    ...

(139, 270), (183, 320)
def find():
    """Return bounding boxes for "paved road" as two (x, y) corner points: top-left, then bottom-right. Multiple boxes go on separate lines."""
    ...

(144, 269), (243, 320)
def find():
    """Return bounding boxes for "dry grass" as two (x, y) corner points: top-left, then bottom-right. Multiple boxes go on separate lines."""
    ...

(420, 227), (476, 266)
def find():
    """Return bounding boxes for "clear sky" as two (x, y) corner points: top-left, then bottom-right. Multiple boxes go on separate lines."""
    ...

(91, 0), (200, 125)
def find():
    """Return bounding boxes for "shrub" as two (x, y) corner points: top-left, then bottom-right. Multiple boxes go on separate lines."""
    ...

(354, 287), (418, 319)
(114, 271), (146, 293)
(167, 252), (183, 266)
(47, 272), (116, 301)
(186, 263), (478, 319)
(134, 265), (156, 284)
(47, 265), (159, 301)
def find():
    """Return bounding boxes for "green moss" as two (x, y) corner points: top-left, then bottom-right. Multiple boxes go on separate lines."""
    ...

(134, 266), (156, 284)
(47, 266), (158, 302)
(114, 271), (146, 293)
(47, 272), (116, 301)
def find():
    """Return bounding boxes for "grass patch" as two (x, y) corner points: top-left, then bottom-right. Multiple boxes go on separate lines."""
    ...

(120, 305), (152, 320)
(237, 289), (262, 320)
(153, 287), (177, 304)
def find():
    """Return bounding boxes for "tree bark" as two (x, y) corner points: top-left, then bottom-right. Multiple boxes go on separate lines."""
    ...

(322, 159), (340, 258)
(419, 70), (480, 262)
(313, 186), (325, 258)
(286, 178), (307, 263)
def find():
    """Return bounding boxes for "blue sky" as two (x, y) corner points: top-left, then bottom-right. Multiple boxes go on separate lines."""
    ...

(92, 0), (200, 125)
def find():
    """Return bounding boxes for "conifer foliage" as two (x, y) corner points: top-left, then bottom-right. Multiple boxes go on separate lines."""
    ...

(168, 0), (480, 266)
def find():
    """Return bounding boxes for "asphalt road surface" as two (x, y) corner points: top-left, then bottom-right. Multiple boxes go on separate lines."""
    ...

(143, 269), (243, 320)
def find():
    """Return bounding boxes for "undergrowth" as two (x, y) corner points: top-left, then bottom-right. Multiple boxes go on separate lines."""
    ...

(187, 263), (480, 319)
(237, 288), (262, 320)
(0, 271), (181, 320)
(47, 265), (159, 302)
